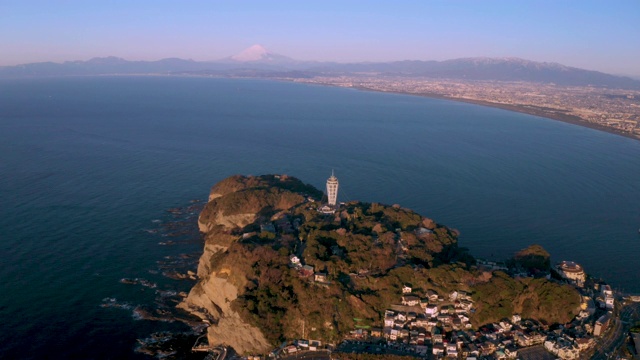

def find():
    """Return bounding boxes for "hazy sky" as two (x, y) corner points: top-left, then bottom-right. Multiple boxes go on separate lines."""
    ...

(1, 0), (639, 75)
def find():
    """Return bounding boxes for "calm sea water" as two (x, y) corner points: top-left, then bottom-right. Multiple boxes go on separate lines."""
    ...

(1, 76), (639, 358)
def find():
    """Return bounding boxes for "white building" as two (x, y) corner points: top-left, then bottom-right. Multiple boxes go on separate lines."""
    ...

(326, 171), (339, 206)
(557, 261), (586, 287)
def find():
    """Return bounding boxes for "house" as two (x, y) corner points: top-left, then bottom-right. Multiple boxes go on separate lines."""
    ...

(594, 313), (611, 336)
(415, 344), (428, 355)
(457, 290), (471, 301)
(370, 328), (383, 338)
(605, 295), (615, 310)
(511, 314), (521, 323)
(460, 300), (474, 311)
(420, 298), (429, 309)
(413, 318), (429, 329)
(425, 304), (439, 317)
(452, 317), (463, 328)
(480, 341), (496, 355)
(402, 284), (413, 294)
(432, 344), (445, 356)
(402, 295), (420, 306)
(516, 332), (545, 347)
(494, 349), (506, 359)
(499, 321), (512, 331)
(446, 343), (458, 357)
(289, 255), (300, 265)
(314, 272), (328, 283)
(437, 314), (452, 324)
(433, 333), (443, 344)
(505, 344), (518, 358)
(384, 317), (395, 328)
(319, 205), (335, 214)
(299, 265), (314, 277)
(575, 337), (594, 350)
(426, 289), (439, 302)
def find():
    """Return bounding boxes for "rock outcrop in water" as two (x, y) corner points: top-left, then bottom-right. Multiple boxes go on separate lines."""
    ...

(180, 174), (580, 354)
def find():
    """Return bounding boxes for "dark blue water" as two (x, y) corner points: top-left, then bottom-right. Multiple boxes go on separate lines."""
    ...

(1, 76), (639, 358)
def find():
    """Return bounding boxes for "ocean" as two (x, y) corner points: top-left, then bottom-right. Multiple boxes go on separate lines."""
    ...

(1, 76), (639, 358)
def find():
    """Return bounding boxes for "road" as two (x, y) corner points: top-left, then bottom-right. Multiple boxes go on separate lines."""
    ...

(280, 350), (330, 360)
(204, 347), (227, 360)
(591, 302), (640, 359)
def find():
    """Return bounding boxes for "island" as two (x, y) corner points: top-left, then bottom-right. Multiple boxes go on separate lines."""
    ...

(178, 174), (640, 359)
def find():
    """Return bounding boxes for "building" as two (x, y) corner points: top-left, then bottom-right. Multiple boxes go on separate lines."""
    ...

(402, 295), (420, 306)
(314, 272), (328, 283)
(557, 261), (586, 287)
(326, 171), (339, 206)
(594, 313), (611, 336)
(601, 284), (615, 310)
(299, 265), (314, 277)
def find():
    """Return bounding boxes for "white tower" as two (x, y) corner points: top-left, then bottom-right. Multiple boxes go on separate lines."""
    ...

(326, 170), (339, 206)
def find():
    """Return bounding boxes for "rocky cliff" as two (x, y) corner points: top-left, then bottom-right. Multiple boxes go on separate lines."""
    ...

(178, 175), (321, 354)
(180, 174), (580, 354)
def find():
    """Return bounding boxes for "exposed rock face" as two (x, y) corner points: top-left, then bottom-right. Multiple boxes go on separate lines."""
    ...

(178, 274), (271, 354)
(179, 175), (319, 354)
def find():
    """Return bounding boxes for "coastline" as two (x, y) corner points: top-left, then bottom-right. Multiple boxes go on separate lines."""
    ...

(346, 85), (640, 142)
(265, 75), (639, 142)
(10, 73), (638, 141)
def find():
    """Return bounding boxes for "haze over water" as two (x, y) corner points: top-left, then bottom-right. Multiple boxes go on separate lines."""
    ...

(1, 76), (639, 358)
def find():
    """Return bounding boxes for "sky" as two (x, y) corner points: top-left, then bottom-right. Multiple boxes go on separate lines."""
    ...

(1, 0), (639, 76)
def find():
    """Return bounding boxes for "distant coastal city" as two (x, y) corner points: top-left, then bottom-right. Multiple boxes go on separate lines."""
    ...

(283, 76), (640, 141)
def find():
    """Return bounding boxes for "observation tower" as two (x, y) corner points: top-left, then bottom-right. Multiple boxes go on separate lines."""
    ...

(326, 171), (339, 206)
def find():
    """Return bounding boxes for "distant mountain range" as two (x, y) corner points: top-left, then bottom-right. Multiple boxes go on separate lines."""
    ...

(2, 45), (639, 89)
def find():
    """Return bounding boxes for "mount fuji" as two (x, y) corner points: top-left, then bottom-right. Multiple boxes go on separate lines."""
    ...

(225, 45), (296, 64)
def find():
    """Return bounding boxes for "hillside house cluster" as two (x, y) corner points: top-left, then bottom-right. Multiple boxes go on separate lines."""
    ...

(343, 266), (616, 359)
(377, 288), (481, 358)
(351, 310), (604, 360)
